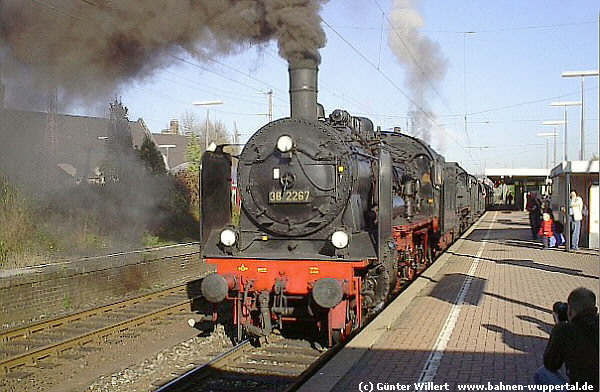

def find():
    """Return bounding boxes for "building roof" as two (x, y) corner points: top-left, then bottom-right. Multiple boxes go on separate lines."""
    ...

(152, 133), (190, 170)
(484, 168), (550, 178)
(549, 160), (599, 178)
(1, 108), (152, 182)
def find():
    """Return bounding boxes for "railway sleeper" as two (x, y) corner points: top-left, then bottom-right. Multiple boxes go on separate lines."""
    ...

(227, 361), (305, 376)
(247, 352), (318, 366)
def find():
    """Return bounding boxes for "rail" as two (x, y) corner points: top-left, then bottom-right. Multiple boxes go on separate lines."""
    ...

(0, 285), (191, 374)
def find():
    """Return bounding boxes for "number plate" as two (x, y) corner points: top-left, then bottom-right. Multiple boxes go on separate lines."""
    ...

(268, 189), (311, 204)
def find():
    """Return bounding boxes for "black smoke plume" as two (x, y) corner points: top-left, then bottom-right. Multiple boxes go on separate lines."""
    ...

(0, 0), (327, 105)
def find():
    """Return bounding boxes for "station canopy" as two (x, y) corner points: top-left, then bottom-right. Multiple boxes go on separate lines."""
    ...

(484, 168), (550, 185)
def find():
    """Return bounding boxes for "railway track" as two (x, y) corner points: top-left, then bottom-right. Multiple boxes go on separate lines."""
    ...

(0, 285), (193, 375)
(153, 334), (339, 392)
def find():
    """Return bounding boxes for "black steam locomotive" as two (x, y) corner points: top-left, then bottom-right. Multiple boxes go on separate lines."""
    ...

(199, 58), (488, 345)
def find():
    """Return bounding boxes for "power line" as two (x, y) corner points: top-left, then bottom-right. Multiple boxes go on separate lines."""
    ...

(27, 0), (85, 21)
(326, 20), (597, 33)
(322, 18), (475, 162)
(162, 70), (267, 100)
(205, 56), (288, 99)
(372, 0), (453, 113)
(165, 53), (269, 95)
(262, 46), (377, 115)
(467, 86), (598, 116)
(157, 75), (281, 109)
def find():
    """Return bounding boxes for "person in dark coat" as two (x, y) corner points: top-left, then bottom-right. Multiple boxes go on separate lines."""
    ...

(526, 192), (542, 240)
(534, 287), (599, 389)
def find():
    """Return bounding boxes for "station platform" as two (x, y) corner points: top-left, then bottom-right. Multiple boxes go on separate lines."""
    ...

(299, 211), (599, 391)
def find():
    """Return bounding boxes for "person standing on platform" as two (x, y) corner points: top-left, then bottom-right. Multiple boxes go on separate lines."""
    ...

(506, 191), (514, 206)
(538, 213), (554, 250)
(534, 287), (599, 390)
(569, 190), (584, 250)
(526, 192), (542, 240)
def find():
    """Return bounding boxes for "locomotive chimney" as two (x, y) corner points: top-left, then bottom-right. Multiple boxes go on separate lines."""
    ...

(288, 58), (318, 120)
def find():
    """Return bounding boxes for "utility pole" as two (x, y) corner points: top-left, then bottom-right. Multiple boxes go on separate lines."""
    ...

(267, 90), (273, 122)
(233, 122), (240, 145)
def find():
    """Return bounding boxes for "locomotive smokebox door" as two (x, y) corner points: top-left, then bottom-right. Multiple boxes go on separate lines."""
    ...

(201, 151), (232, 243)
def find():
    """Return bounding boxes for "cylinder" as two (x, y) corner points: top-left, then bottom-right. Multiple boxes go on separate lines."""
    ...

(288, 59), (318, 120)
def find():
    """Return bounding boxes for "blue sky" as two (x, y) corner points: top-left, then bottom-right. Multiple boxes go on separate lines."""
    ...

(116, 1), (598, 175)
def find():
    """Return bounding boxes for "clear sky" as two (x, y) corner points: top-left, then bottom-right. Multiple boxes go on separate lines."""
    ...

(10, 0), (597, 176)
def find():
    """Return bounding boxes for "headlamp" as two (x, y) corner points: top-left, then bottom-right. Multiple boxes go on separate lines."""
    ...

(331, 230), (349, 249)
(276, 135), (294, 153)
(220, 228), (237, 247)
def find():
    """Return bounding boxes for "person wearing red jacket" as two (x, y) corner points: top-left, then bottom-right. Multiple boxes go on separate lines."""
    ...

(538, 212), (554, 250)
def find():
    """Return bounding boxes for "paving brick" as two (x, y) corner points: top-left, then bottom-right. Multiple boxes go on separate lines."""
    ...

(300, 211), (598, 392)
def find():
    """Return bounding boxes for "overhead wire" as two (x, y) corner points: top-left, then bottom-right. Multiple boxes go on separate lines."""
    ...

(372, 0), (454, 113)
(27, 0), (85, 21)
(326, 20), (597, 33)
(467, 86), (598, 116)
(157, 74), (286, 110)
(24, 0), (595, 170)
(321, 18), (476, 164)
(262, 44), (377, 116)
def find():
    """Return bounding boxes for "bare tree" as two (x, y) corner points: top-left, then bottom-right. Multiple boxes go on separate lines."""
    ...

(210, 119), (231, 147)
(181, 111), (231, 151)
(181, 111), (202, 136)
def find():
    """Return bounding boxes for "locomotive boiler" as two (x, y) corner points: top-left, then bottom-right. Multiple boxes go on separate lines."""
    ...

(199, 58), (486, 345)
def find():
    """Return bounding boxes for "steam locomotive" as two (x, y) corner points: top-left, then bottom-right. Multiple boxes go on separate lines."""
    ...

(199, 59), (489, 345)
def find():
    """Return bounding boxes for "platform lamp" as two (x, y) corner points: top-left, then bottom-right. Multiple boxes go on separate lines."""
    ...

(549, 101), (581, 162)
(536, 133), (558, 171)
(561, 70), (599, 160)
(546, 99), (580, 254)
(192, 100), (224, 150)
(541, 120), (565, 167)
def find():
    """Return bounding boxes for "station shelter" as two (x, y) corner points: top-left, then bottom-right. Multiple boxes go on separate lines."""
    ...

(549, 160), (599, 249)
(484, 168), (550, 211)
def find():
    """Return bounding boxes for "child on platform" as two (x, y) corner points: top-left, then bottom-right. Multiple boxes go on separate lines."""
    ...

(538, 213), (554, 250)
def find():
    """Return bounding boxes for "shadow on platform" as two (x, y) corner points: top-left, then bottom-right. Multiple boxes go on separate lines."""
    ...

(445, 250), (598, 281)
(427, 273), (487, 306)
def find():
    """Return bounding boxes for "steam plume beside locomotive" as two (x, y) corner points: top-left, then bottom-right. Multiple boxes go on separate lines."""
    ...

(199, 57), (490, 346)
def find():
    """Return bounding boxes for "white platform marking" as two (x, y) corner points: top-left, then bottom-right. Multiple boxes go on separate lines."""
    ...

(416, 211), (498, 384)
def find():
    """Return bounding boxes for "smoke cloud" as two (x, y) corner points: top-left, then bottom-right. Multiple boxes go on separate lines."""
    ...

(387, 0), (447, 143)
(0, 0), (327, 105)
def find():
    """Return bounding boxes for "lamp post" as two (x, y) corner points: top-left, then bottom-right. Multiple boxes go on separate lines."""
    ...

(463, 31), (476, 141)
(158, 144), (176, 169)
(550, 101), (581, 162)
(541, 121), (565, 167)
(561, 70), (599, 160)
(192, 100), (224, 150)
(536, 132), (558, 170)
